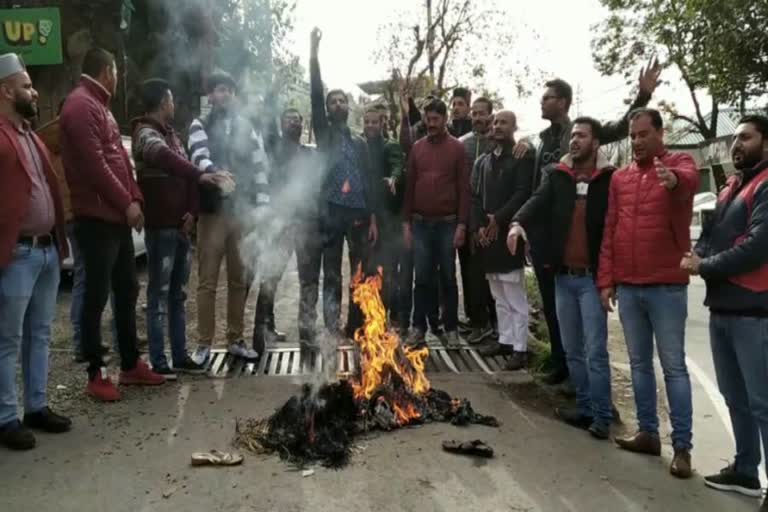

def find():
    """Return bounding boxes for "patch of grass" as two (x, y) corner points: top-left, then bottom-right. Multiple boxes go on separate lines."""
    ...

(525, 269), (551, 373)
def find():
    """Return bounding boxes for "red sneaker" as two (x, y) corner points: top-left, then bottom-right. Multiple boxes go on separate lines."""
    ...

(119, 359), (166, 386)
(86, 369), (121, 402)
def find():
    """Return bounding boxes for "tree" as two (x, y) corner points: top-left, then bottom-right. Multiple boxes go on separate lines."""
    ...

(591, 0), (768, 143)
(376, 0), (543, 101)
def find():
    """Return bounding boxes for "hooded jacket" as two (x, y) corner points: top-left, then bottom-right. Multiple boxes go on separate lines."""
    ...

(513, 153), (615, 273)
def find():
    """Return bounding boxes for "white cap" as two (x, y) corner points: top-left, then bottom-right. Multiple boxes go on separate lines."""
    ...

(0, 53), (25, 81)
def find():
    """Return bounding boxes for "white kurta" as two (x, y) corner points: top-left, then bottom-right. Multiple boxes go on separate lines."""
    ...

(486, 269), (528, 351)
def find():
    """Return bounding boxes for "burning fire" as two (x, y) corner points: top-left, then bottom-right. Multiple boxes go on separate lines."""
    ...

(351, 267), (430, 425)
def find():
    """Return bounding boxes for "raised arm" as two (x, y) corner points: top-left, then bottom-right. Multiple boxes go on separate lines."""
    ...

(601, 58), (662, 145)
(309, 27), (328, 146)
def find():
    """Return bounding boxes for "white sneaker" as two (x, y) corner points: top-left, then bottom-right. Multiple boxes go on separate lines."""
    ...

(228, 340), (259, 360)
(190, 345), (211, 366)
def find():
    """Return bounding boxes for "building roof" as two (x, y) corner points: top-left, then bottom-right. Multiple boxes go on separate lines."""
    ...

(667, 107), (765, 147)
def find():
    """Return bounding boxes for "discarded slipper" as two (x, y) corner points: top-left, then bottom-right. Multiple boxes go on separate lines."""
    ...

(442, 439), (494, 458)
(190, 449), (244, 466)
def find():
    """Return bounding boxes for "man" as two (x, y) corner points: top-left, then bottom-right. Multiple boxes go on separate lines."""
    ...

(254, 108), (321, 351)
(518, 61), (661, 385)
(132, 78), (220, 378)
(597, 108), (698, 478)
(0, 53), (71, 449)
(459, 97), (497, 344)
(363, 107), (408, 330)
(509, 118), (616, 439)
(188, 70), (269, 364)
(61, 48), (166, 401)
(402, 98), (469, 347)
(448, 87), (473, 138)
(310, 28), (378, 340)
(469, 111), (533, 370)
(682, 115), (768, 506)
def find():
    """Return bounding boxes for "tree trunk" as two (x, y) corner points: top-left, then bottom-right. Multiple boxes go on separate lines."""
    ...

(426, 0), (435, 83)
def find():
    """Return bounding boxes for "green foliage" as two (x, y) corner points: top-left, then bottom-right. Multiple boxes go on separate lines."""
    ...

(591, 0), (768, 138)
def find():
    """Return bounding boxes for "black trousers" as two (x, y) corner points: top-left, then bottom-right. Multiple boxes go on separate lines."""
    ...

(295, 220), (323, 341)
(370, 216), (414, 328)
(321, 203), (371, 337)
(74, 218), (140, 377)
(458, 244), (496, 327)
(530, 250), (566, 372)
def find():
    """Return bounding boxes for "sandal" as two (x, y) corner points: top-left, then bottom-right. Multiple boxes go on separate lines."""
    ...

(442, 439), (494, 458)
(190, 449), (244, 466)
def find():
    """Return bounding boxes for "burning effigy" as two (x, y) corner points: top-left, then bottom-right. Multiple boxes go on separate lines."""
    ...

(234, 269), (499, 468)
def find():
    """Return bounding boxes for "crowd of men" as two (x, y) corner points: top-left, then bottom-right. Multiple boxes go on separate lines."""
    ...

(1, 27), (768, 509)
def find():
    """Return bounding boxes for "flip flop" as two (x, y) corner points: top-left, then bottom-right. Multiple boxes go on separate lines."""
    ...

(442, 439), (494, 458)
(190, 449), (244, 466)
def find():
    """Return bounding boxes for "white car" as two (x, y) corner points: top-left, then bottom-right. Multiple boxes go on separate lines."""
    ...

(690, 192), (717, 242)
(61, 136), (147, 271)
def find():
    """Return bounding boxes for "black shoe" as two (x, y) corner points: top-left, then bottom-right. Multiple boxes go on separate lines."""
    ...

(588, 422), (610, 440)
(554, 406), (593, 430)
(23, 407), (72, 433)
(457, 320), (472, 335)
(505, 351), (528, 370)
(173, 355), (207, 375)
(543, 367), (569, 385)
(704, 463), (762, 497)
(466, 326), (493, 345)
(0, 420), (35, 450)
(477, 342), (515, 357)
(151, 364), (177, 381)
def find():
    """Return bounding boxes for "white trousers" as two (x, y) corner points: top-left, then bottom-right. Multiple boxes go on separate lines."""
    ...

(487, 272), (529, 351)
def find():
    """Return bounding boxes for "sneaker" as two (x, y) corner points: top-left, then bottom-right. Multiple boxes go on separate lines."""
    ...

(119, 359), (166, 386)
(151, 364), (177, 381)
(173, 355), (207, 375)
(228, 340), (259, 360)
(86, 368), (121, 402)
(554, 406), (593, 430)
(588, 422), (610, 440)
(457, 319), (471, 334)
(443, 330), (461, 348)
(0, 420), (35, 450)
(704, 463), (762, 497)
(190, 345), (212, 366)
(23, 407), (72, 433)
(505, 351), (528, 370)
(477, 341), (515, 357)
(466, 326), (493, 345)
(670, 448), (693, 479)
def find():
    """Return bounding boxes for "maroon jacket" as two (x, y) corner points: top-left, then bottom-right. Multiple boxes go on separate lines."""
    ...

(597, 150), (699, 288)
(0, 117), (68, 268)
(131, 116), (200, 229)
(402, 132), (470, 224)
(60, 76), (142, 225)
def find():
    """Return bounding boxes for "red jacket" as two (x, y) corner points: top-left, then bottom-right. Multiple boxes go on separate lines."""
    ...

(402, 132), (470, 224)
(60, 76), (142, 225)
(597, 150), (699, 288)
(0, 117), (68, 268)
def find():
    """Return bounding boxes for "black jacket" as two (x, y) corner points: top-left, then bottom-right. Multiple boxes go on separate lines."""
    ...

(514, 154), (615, 272)
(696, 159), (768, 315)
(310, 56), (378, 217)
(471, 144), (534, 274)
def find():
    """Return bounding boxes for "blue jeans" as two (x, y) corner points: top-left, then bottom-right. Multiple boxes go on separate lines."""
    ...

(67, 223), (117, 353)
(710, 314), (768, 479)
(412, 218), (458, 332)
(617, 284), (693, 450)
(0, 244), (60, 426)
(555, 275), (612, 426)
(145, 229), (192, 368)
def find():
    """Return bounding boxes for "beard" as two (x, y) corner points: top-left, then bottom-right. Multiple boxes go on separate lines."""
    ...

(733, 149), (762, 170)
(329, 109), (348, 124)
(14, 96), (37, 119)
(285, 125), (302, 140)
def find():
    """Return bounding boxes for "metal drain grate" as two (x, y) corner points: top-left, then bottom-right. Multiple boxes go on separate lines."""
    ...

(207, 345), (517, 377)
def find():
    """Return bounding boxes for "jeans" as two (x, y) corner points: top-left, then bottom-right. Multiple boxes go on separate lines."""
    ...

(412, 218), (458, 333)
(75, 219), (140, 377)
(371, 217), (413, 328)
(710, 314), (768, 479)
(617, 284), (692, 450)
(145, 229), (191, 369)
(397, 247), (414, 329)
(0, 244), (60, 426)
(66, 222), (117, 353)
(555, 275), (612, 426)
(321, 203), (371, 335)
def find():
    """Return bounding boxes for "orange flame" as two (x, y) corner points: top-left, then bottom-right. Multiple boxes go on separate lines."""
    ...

(351, 267), (430, 425)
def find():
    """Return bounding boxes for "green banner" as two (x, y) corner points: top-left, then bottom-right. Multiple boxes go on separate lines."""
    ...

(0, 8), (62, 65)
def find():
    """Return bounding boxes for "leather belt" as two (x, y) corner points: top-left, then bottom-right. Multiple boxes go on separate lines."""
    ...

(412, 213), (458, 222)
(558, 266), (592, 277)
(18, 234), (54, 248)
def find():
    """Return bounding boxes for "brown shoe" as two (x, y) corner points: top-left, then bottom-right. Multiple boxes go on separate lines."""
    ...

(670, 449), (692, 479)
(615, 431), (661, 456)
